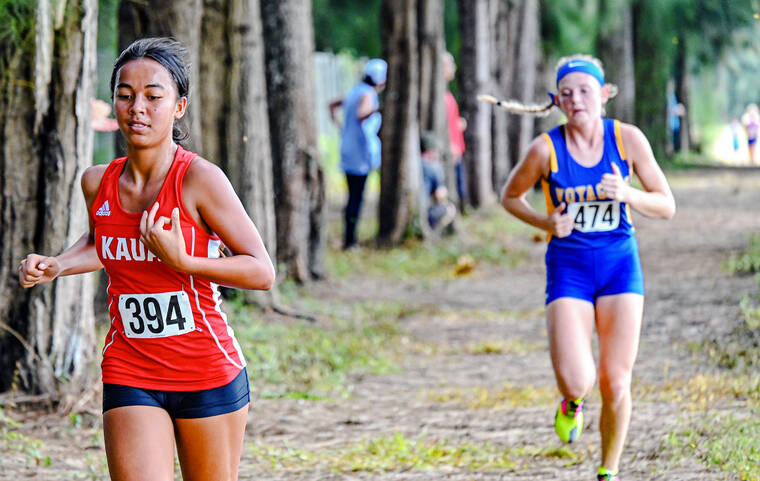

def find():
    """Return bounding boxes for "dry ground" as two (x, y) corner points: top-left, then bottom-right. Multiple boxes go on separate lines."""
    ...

(2, 168), (759, 480)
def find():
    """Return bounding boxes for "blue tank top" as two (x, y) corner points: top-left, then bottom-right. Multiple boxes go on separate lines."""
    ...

(340, 82), (381, 175)
(541, 118), (635, 249)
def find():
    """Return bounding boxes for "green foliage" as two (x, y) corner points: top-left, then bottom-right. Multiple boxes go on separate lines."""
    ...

(0, 0), (35, 87)
(673, 0), (757, 68)
(228, 296), (402, 398)
(0, 0), (34, 52)
(313, 0), (383, 57)
(541, 0), (599, 58)
(312, 0), (461, 90)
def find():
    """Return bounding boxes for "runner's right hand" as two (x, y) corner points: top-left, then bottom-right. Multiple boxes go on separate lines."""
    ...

(18, 254), (61, 288)
(547, 202), (573, 238)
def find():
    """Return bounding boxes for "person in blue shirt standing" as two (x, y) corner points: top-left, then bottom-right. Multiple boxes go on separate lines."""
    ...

(329, 59), (387, 249)
(482, 54), (675, 481)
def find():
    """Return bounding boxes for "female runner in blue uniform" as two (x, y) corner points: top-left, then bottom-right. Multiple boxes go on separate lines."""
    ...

(484, 55), (675, 481)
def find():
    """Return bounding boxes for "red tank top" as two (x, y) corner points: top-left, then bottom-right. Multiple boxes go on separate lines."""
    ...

(92, 146), (246, 391)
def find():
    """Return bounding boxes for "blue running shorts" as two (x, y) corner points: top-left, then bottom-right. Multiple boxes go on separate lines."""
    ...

(545, 235), (644, 305)
(103, 368), (250, 419)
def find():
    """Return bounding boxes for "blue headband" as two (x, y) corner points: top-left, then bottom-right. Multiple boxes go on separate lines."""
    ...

(556, 59), (604, 87)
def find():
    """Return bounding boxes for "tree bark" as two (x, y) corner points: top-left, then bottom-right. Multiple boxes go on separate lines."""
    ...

(261, 0), (326, 281)
(417, 0), (446, 138)
(458, 0), (493, 207)
(198, 0), (280, 306)
(417, 0), (449, 225)
(378, 0), (422, 245)
(632, 0), (669, 159)
(597, 0), (635, 123)
(199, 0), (228, 168)
(507, 0), (539, 171)
(118, 0), (203, 154)
(674, 35), (691, 152)
(489, 0), (512, 193)
(0, 0), (98, 401)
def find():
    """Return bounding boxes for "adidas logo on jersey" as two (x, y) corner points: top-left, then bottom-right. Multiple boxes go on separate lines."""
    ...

(96, 200), (111, 217)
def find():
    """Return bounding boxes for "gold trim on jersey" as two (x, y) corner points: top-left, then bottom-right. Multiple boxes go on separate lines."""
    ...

(613, 119), (634, 225)
(541, 133), (558, 242)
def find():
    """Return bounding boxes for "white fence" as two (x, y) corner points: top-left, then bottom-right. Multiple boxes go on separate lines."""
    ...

(313, 51), (366, 140)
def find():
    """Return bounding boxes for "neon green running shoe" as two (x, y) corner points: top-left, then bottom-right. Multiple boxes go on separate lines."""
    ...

(597, 467), (619, 480)
(554, 398), (584, 443)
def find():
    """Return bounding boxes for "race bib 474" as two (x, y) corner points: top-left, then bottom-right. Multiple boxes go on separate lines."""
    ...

(566, 201), (620, 233)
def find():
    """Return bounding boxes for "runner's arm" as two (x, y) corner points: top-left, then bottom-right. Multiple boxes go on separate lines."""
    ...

(145, 158), (275, 291)
(18, 166), (105, 287)
(605, 123), (676, 219)
(501, 136), (573, 238)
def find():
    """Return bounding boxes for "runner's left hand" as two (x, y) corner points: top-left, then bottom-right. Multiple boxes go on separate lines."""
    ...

(601, 162), (630, 203)
(140, 202), (187, 271)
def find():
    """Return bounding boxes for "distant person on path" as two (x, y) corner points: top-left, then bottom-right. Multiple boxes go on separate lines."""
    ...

(730, 119), (741, 155)
(483, 54), (675, 481)
(420, 131), (456, 233)
(18, 37), (275, 481)
(742, 103), (759, 165)
(442, 51), (467, 209)
(329, 58), (387, 249)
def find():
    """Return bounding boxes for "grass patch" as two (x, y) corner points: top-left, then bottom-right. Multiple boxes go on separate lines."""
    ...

(707, 244), (760, 371)
(634, 373), (760, 410)
(424, 383), (556, 410)
(248, 433), (588, 472)
(0, 418), (50, 468)
(460, 337), (544, 355)
(727, 234), (760, 274)
(228, 296), (406, 399)
(326, 203), (540, 281)
(664, 410), (760, 481)
(658, 240), (760, 479)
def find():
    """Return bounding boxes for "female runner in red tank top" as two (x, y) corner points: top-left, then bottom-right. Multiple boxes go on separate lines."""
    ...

(18, 37), (275, 481)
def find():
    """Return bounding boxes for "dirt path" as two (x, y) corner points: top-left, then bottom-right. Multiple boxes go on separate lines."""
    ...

(2, 168), (759, 480)
(243, 169), (760, 481)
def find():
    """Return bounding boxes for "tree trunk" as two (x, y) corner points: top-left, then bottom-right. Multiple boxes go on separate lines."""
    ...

(674, 35), (691, 152)
(0, 0), (98, 402)
(489, 0), (512, 193)
(507, 0), (539, 171)
(198, 0), (280, 306)
(118, 0), (203, 154)
(261, 0), (326, 281)
(597, 0), (635, 123)
(378, 0), (421, 245)
(417, 0), (449, 224)
(632, 0), (669, 159)
(417, 0), (446, 138)
(199, 0), (228, 169)
(458, 0), (493, 207)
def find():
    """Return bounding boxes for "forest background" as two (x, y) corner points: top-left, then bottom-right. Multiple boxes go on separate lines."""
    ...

(1, 1), (760, 478)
